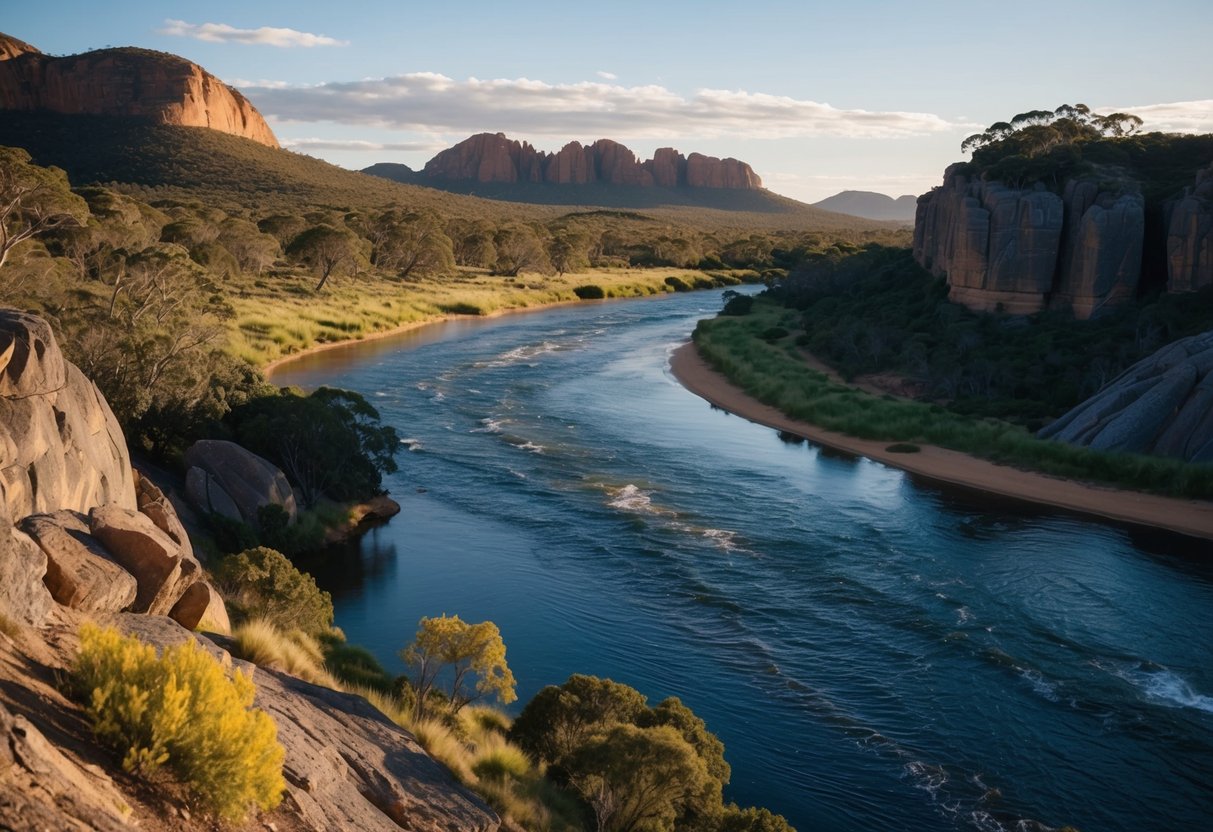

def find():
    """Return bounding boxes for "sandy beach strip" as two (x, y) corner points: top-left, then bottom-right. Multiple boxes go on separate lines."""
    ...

(669, 342), (1213, 542)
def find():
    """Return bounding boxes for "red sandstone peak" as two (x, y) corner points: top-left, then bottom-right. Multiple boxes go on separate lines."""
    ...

(423, 133), (762, 190)
(0, 31), (279, 148)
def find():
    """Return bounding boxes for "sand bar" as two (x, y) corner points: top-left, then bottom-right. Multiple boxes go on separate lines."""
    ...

(670, 342), (1213, 542)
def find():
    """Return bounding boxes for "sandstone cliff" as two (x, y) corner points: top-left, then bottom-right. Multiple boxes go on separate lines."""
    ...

(1039, 329), (1213, 462)
(1165, 164), (1213, 293)
(0, 32), (278, 148)
(422, 132), (762, 190)
(914, 165), (1150, 318)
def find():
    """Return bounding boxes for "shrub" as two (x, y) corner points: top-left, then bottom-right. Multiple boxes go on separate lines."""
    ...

(760, 326), (789, 342)
(73, 624), (285, 822)
(217, 546), (334, 635)
(573, 284), (606, 299)
(472, 744), (531, 781)
(664, 276), (692, 292)
(324, 643), (397, 694)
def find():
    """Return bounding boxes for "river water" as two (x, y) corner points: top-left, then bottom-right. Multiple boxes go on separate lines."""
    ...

(272, 290), (1213, 832)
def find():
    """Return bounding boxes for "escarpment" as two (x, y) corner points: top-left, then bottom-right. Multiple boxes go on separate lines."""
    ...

(0, 31), (279, 148)
(420, 132), (763, 190)
(914, 160), (1212, 318)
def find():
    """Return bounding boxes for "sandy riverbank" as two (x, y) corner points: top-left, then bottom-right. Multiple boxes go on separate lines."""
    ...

(670, 342), (1213, 542)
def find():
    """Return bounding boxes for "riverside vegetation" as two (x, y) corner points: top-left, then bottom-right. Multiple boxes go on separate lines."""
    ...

(695, 245), (1213, 498)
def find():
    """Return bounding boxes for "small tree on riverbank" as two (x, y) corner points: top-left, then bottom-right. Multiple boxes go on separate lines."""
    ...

(401, 614), (516, 720)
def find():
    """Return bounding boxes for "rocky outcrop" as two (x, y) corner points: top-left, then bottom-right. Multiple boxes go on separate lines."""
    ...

(19, 511), (138, 614)
(0, 310), (136, 521)
(421, 132), (762, 190)
(1165, 165), (1213, 293)
(0, 309), (221, 631)
(1039, 329), (1213, 461)
(183, 439), (298, 527)
(0, 32), (279, 148)
(913, 165), (1146, 318)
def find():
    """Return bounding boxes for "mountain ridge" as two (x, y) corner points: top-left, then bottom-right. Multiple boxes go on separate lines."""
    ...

(0, 30), (279, 148)
(811, 190), (917, 222)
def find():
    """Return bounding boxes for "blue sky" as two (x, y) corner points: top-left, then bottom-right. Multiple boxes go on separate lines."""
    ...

(6, 1), (1212, 202)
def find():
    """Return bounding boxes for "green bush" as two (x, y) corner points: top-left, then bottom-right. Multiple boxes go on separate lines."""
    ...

(324, 643), (397, 694)
(73, 624), (285, 821)
(664, 276), (692, 292)
(573, 284), (606, 299)
(217, 546), (334, 635)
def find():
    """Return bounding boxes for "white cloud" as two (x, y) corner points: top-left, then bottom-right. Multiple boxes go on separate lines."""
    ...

(1109, 100), (1213, 134)
(159, 19), (348, 48)
(281, 137), (447, 153)
(244, 74), (964, 140)
(596, 70), (617, 80)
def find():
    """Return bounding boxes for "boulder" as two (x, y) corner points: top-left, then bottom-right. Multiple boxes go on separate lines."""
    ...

(183, 439), (297, 527)
(88, 505), (195, 615)
(1040, 329), (1213, 462)
(0, 498), (52, 626)
(132, 468), (189, 548)
(169, 580), (231, 634)
(0, 32), (278, 147)
(19, 511), (137, 613)
(0, 310), (136, 519)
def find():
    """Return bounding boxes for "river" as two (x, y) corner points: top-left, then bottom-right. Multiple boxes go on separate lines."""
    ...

(271, 289), (1213, 832)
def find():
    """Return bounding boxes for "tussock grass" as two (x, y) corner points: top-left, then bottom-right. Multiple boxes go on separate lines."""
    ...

(231, 619), (339, 688)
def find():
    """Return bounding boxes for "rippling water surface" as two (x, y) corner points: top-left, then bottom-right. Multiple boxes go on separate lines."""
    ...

(273, 290), (1213, 832)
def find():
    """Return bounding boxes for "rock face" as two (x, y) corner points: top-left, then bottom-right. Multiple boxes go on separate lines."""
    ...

(914, 164), (1148, 318)
(1039, 329), (1213, 461)
(0, 308), (222, 631)
(0, 310), (136, 520)
(422, 132), (762, 190)
(0, 32), (279, 148)
(183, 439), (298, 527)
(1165, 164), (1213, 293)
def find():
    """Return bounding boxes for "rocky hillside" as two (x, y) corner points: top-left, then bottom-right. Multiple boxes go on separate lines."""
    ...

(0, 31), (278, 148)
(913, 145), (1213, 319)
(1040, 329), (1213, 462)
(415, 133), (762, 189)
(0, 309), (496, 830)
(811, 191), (917, 222)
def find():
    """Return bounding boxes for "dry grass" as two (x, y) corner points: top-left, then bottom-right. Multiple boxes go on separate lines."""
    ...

(230, 619), (339, 688)
(228, 266), (706, 368)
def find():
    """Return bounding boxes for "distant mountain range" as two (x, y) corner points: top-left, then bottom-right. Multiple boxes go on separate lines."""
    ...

(362, 133), (793, 212)
(810, 191), (918, 222)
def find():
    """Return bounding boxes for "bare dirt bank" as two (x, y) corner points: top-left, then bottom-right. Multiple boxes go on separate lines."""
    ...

(670, 342), (1213, 542)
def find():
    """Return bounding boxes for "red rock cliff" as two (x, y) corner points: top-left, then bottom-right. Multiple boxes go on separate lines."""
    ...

(423, 133), (762, 190)
(0, 32), (279, 149)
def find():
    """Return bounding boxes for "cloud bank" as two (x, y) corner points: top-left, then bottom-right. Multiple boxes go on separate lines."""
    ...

(281, 137), (447, 153)
(159, 19), (348, 48)
(245, 74), (962, 139)
(1113, 100), (1213, 134)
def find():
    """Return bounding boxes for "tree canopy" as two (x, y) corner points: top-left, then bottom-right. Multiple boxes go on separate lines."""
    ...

(0, 146), (88, 271)
(401, 614), (516, 719)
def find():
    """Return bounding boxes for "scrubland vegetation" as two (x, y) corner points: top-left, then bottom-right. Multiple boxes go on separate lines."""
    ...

(73, 624), (285, 822)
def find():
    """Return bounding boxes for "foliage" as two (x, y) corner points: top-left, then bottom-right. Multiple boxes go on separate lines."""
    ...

(718, 805), (795, 832)
(564, 724), (715, 832)
(229, 386), (400, 505)
(364, 208), (456, 279)
(573, 284), (606, 299)
(323, 643), (398, 695)
(286, 223), (363, 291)
(961, 103), (1142, 157)
(217, 546), (334, 635)
(509, 674), (648, 767)
(73, 624), (285, 821)
(493, 224), (553, 276)
(774, 245), (1213, 427)
(720, 290), (754, 316)
(401, 614), (517, 719)
(693, 300), (1213, 499)
(0, 145), (88, 271)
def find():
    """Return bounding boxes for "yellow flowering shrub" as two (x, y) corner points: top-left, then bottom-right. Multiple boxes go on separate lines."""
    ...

(73, 624), (286, 821)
